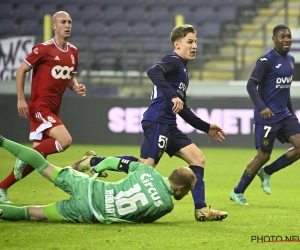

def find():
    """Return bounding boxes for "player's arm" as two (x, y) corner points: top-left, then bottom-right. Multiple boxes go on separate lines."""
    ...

(92, 157), (146, 175)
(179, 105), (226, 142)
(16, 62), (32, 119)
(287, 96), (296, 116)
(147, 57), (183, 113)
(247, 58), (274, 119)
(179, 105), (210, 133)
(68, 76), (86, 96)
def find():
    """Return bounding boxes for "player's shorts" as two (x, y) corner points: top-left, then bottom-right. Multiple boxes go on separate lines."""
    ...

(29, 110), (63, 141)
(52, 167), (98, 223)
(140, 121), (192, 164)
(255, 115), (300, 152)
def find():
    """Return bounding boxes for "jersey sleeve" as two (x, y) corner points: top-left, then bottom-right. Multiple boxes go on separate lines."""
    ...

(24, 44), (47, 68)
(72, 46), (79, 74)
(178, 105), (210, 133)
(250, 57), (271, 82)
(246, 78), (267, 112)
(94, 157), (150, 174)
(147, 55), (180, 100)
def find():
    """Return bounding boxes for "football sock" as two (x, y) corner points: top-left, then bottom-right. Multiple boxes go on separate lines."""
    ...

(21, 139), (60, 177)
(1, 137), (49, 174)
(189, 165), (207, 209)
(0, 205), (29, 221)
(34, 137), (64, 155)
(264, 154), (293, 175)
(90, 155), (138, 167)
(21, 165), (35, 178)
(0, 171), (16, 189)
(234, 169), (256, 194)
(0, 138), (61, 189)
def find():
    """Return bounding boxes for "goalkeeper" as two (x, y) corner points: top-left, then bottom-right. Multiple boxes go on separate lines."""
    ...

(0, 135), (196, 224)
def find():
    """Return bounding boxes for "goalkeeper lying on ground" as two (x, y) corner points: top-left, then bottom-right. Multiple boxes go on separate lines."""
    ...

(0, 135), (196, 224)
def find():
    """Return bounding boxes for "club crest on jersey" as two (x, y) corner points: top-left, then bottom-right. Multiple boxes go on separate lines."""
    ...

(290, 62), (294, 69)
(33, 48), (38, 54)
(158, 151), (164, 159)
(47, 116), (56, 123)
(263, 139), (269, 146)
(71, 54), (75, 64)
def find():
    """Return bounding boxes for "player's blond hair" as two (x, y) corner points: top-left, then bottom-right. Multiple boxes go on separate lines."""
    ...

(169, 167), (196, 190)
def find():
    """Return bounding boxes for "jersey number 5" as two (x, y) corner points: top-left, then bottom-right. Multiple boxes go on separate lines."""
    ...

(158, 135), (168, 149)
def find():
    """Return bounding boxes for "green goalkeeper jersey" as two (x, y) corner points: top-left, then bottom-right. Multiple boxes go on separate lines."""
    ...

(89, 159), (174, 224)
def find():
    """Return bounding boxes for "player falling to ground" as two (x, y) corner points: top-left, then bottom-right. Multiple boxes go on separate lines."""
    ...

(230, 25), (300, 205)
(73, 24), (228, 222)
(0, 11), (86, 204)
(0, 135), (196, 223)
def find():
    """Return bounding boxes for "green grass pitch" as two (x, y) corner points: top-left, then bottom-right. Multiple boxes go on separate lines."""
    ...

(1, 144), (299, 250)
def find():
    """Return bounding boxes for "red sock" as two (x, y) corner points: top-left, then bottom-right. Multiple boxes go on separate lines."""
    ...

(0, 170), (16, 189)
(33, 137), (62, 156)
(0, 138), (61, 189)
(21, 165), (35, 178)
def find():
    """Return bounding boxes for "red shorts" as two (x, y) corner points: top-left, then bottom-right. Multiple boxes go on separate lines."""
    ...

(29, 110), (63, 141)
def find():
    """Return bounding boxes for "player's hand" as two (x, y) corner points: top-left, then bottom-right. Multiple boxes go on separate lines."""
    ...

(171, 97), (183, 114)
(90, 166), (108, 178)
(75, 84), (86, 96)
(260, 108), (274, 120)
(17, 99), (29, 119)
(207, 124), (227, 142)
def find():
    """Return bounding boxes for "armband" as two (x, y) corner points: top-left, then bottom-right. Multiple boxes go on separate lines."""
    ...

(117, 159), (132, 173)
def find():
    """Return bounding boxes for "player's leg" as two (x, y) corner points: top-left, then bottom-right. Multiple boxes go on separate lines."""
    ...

(72, 150), (138, 172)
(17, 113), (72, 178)
(167, 128), (227, 221)
(258, 118), (300, 194)
(230, 123), (275, 204)
(0, 114), (70, 202)
(0, 205), (49, 221)
(0, 135), (59, 182)
(139, 121), (169, 168)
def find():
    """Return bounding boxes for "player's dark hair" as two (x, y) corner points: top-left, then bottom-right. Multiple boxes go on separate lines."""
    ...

(273, 24), (290, 36)
(169, 167), (196, 189)
(170, 24), (196, 43)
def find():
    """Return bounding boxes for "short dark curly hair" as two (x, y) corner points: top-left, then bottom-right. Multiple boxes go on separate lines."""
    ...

(273, 24), (290, 36)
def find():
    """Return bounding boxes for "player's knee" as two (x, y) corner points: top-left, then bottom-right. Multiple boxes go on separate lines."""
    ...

(257, 152), (270, 163)
(294, 147), (300, 159)
(190, 154), (205, 167)
(57, 136), (72, 150)
(139, 158), (156, 168)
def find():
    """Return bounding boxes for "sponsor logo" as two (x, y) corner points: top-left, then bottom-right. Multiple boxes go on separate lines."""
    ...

(140, 173), (163, 207)
(108, 107), (255, 135)
(276, 75), (293, 88)
(275, 64), (281, 68)
(51, 65), (74, 79)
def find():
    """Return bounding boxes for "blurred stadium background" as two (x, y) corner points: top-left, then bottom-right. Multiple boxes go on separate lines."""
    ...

(1, 0), (300, 147)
